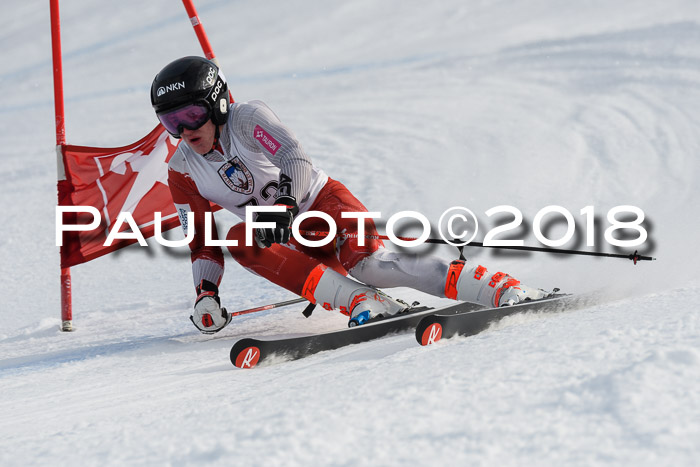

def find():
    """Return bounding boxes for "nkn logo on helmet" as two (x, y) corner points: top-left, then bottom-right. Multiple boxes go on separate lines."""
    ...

(156, 81), (186, 97)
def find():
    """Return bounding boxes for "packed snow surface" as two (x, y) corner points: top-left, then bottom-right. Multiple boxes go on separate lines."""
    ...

(1, 0), (699, 465)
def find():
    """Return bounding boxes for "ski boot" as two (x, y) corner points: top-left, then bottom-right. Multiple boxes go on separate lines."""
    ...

(445, 260), (551, 308)
(301, 264), (408, 327)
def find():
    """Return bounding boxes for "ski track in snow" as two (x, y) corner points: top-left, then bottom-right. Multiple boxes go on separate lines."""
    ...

(1, 0), (700, 465)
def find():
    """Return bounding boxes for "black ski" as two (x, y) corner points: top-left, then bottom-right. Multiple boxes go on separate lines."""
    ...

(230, 302), (482, 368)
(415, 294), (580, 345)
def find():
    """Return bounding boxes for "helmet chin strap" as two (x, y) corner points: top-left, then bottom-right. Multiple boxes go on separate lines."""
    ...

(212, 124), (220, 151)
(206, 123), (222, 155)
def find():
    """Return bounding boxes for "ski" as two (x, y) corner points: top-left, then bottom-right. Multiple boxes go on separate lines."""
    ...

(415, 294), (581, 346)
(230, 301), (483, 368)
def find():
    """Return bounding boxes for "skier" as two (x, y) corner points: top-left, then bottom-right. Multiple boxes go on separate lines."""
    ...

(151, 56), (550, 334)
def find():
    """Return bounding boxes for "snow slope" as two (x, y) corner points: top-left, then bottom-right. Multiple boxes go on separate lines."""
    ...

(1, 0), (699, 465)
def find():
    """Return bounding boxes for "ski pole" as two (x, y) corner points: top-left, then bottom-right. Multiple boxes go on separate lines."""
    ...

(298, 230), (655, 264)
(228, 297), (308, 317)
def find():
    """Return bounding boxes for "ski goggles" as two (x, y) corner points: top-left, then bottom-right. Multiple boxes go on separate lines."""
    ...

(157, 103), (211, 137)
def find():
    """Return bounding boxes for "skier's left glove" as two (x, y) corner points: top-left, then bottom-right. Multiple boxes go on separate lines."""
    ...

(190, 280), (232, 334)
(254, 195), (299, 248)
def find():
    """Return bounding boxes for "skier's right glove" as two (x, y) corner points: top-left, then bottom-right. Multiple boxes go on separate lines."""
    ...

(190, 280), (232, 334)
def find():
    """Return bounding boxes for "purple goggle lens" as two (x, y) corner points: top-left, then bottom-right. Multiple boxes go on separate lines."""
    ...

(158, 104), (210, 136)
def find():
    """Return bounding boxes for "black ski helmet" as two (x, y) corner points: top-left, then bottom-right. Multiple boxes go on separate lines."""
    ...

(151, 56), (229, 134)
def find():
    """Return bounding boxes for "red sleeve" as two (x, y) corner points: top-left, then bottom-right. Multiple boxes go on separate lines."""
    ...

(168, 167), (224, 269)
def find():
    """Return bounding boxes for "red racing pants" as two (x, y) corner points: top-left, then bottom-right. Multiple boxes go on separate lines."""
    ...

(226, 178), (382, 296)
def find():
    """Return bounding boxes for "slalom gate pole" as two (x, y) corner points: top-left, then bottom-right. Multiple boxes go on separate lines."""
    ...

(228, 297), (308, 317)
(298, 230), (655, 264)
(181, 0), (215, 60)
(181, 0), (234, 103)
(50, 0), (73, 332)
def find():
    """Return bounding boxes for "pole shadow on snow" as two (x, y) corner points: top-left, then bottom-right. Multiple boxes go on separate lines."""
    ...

(0, 332), (195, 376)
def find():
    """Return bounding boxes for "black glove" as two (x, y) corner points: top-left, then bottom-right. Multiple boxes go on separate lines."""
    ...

(255, 195), (299, 248)
(195, 279), (221, 308)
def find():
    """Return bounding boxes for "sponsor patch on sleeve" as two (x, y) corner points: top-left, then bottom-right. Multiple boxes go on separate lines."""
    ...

(175, 204), (191, 235)
(254, 125), (281, 155)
